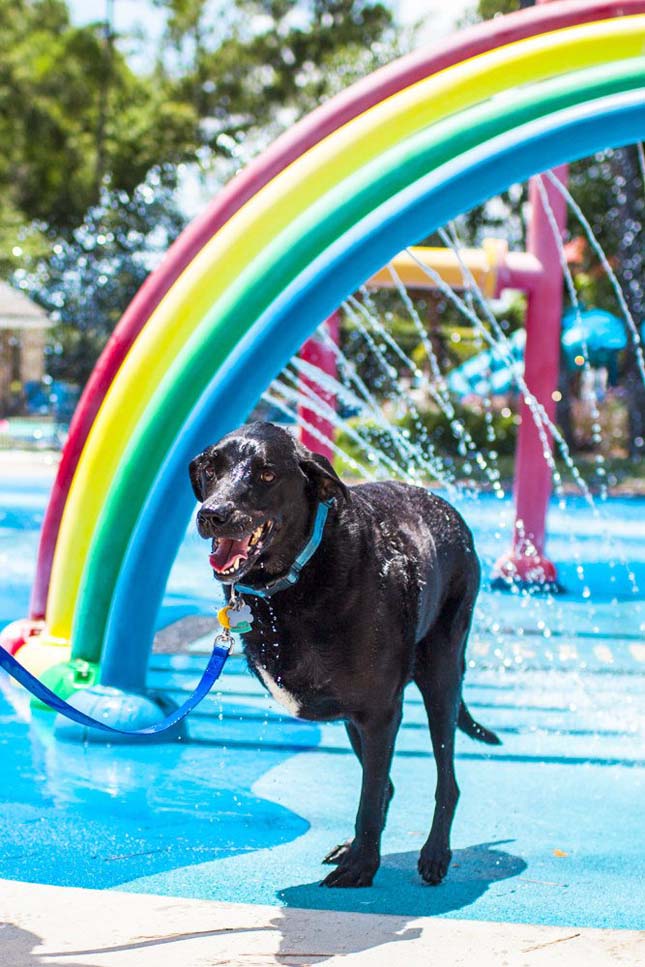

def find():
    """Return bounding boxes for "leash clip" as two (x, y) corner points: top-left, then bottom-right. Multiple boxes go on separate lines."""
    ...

(215, 587), (254, 648)
(214, 627), (236, 651)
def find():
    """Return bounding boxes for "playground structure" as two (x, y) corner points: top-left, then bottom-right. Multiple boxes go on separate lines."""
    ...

(1, 0), (644, 736)
(298, 214), (563, 584)
(361, 169), (566, 589)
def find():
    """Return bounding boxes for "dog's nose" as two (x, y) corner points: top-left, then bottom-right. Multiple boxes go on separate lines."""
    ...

(198, 502), (234, 527)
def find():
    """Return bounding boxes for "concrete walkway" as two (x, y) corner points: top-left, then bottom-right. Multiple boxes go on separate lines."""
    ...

(1, 879), (643, 967)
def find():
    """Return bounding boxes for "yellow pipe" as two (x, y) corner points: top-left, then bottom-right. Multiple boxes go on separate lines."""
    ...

(366, 239), (508, 299)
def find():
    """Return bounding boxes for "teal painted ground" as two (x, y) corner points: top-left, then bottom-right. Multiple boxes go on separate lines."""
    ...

(1, 469), (644, 928)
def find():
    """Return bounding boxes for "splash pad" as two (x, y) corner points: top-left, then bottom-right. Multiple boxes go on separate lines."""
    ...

(1, 2), (644, 737)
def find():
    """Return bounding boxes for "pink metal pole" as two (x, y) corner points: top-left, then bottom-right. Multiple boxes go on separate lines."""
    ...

(298, 312), (341, 462)
(494, 165), (568, 587)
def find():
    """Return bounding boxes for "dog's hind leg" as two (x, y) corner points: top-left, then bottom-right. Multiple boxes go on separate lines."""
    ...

(414, 595), (474, 885)
(322, 721), (395, 866)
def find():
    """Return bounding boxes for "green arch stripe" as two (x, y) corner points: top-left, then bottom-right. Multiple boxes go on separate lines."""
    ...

(103, 86), (644, 694)
(45, 15), (645, 649)
(72, 56), (645, 663)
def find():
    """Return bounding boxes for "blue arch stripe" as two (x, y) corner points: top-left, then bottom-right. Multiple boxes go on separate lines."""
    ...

(101, 89), (645, 689)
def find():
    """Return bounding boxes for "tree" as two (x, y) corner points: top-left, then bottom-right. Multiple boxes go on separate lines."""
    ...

(607, 146), (645, 460)
(457, 0), (645, 459)
(14, 167), (186, 386)
(5, 0), (401, 389)
(0, 0), (199, 272)
(153, 0), (401, 169)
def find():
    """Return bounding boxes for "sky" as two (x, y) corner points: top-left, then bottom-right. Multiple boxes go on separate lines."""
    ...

(397, 0), (473, 39)
(67, 0), (475, 61)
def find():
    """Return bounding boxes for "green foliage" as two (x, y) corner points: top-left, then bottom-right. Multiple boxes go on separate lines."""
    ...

(339, 287), (527, 405)
(401, 404), (518, 456)
(335, 403), (518, 479)
(475, 0), (519, 19)
(3, 0), (399, 389)
(153, 0), (400, 161)
(0, 0), (199, 261)
(457, 1), (519, 35)
(14, 168), (186, 386)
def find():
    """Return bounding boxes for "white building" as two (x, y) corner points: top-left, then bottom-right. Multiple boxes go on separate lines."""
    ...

(0, 282), (51, 415)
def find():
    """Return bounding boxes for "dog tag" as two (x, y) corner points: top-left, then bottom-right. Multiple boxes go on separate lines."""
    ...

(217, 601), (253, 636)
(229, 602), (253, 634)
(229, 622), (252, 634)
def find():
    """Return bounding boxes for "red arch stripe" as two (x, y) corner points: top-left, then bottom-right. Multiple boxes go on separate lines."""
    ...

(30, 0), (645, 617)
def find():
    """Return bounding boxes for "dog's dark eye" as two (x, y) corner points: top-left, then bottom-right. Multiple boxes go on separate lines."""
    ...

(260, 468), (276, 483)
(203, 466), (216, 482)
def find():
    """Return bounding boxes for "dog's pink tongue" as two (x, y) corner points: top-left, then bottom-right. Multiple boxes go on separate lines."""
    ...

(209, 534), (252, 573)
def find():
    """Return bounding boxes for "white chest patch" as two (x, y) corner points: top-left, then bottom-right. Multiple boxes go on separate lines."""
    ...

(257, 665), (301, 718)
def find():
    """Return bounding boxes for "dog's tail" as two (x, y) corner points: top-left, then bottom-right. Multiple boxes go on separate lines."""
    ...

(458, 700), (501, 745)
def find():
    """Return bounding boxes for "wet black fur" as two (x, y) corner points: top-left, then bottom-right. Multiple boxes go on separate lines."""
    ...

(190, 421), (500, 888)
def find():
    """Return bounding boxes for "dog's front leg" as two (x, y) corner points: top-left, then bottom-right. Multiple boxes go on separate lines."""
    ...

(321, 702), (402, 888)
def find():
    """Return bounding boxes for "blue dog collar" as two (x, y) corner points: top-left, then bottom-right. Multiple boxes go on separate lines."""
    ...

(236, 499), (333, 598)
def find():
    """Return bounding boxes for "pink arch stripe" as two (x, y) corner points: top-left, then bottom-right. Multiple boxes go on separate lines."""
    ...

(30, 0), (645, 617)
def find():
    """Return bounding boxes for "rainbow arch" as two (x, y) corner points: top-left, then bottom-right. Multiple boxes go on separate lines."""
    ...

(20, 3), (645, 709)
(29, 0), (644, 624)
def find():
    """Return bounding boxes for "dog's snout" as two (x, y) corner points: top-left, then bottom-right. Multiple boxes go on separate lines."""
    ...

(198, 502), (234, 527)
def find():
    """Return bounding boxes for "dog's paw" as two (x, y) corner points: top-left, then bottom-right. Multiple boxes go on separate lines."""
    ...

(322, 840), (353, 865)
(418, 843), (452, 885)
(320, 846), (378, 888)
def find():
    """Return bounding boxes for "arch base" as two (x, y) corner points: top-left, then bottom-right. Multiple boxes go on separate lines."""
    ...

(30, 658), (99, 711)
(0, 618), (46, 657)
(491, 549), (563, 595)
(53, 685), (186, 744)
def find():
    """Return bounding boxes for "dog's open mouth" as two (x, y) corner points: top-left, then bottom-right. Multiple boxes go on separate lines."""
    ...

(209, 520), (273, 578)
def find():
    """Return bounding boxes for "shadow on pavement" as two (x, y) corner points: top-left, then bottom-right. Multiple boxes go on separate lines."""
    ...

(0, 924), (96, 967)
(273, 841), (526, 965)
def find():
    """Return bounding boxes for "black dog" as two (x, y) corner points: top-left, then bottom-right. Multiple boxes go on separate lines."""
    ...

(190, 421), (499, 888)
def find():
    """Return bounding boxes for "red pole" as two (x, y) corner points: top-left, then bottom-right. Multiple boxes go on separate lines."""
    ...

(298, 312), (341, 461)
(494, 165), (568, 587)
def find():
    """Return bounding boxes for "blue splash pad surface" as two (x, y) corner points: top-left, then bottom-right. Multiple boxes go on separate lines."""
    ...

(1, 471), (644, 928)
(1, 655), (644, 928)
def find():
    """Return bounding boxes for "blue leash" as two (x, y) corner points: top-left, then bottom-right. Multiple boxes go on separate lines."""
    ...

(0, 639), (230, 736)
(0, 500), (333, 735)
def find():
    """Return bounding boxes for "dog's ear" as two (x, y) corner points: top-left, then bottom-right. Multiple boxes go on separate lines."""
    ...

(189, 451), (209, 501)
(298, 449), (348, 503)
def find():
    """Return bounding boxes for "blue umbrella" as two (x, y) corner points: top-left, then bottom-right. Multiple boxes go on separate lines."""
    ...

(561, 306), (627, 372)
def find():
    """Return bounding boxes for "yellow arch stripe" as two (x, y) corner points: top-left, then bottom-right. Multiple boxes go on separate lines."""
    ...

(46, 16), (645, 640)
